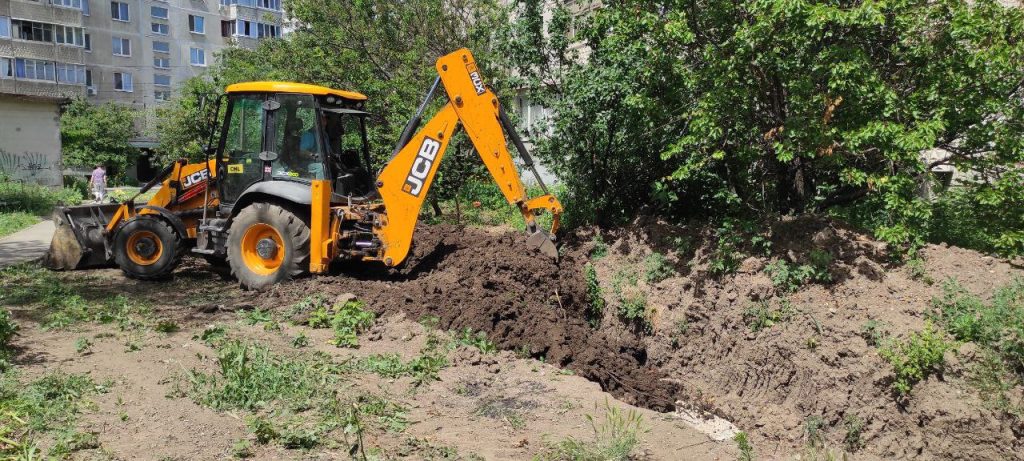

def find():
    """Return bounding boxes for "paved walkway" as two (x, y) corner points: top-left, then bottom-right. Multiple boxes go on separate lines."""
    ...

(0, 219), (55, 268)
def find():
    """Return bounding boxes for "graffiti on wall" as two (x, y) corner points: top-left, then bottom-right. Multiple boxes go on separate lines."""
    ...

(0, 149), (63, 186)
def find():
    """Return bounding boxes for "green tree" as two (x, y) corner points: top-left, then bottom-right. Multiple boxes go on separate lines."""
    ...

(60, 98), (140, 181)
(502, 0), (1024, 254)
(153, 0), (506, 170)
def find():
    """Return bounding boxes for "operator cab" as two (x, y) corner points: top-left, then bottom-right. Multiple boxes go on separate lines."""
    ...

(216, 82), (374, 208)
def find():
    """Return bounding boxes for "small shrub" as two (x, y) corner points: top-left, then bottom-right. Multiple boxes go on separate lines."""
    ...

(804, 416), (824, 448)
(643, 252), (675, 283)
(843, 414), (864, 451)
(879, 322), (953, 395)
(453, 328), (497, 354)
(611, 269), (651, 331)
(743, 300), (795, 333)
(291, 333), (308, 348)
(765, 252), (832, 292)
(308, 299), (376, 348)
(195, 325), (226, 346)
(74, 337), (92, 354)
(860, 320), (889, 347)
(590, 234), (609, 260)
(583, 263), (605, 326)
(155, 320), (179, 334)
(734, 431), (754, 461)
(0, 309), (18, 368)
(710, 221), (745, 276)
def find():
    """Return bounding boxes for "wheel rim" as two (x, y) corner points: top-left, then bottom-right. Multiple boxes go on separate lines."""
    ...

(241, 223), (285, 276)
(126, 230), (163, 266)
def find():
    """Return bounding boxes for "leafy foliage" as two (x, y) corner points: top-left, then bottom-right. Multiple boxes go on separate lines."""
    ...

(879, 322), (954, 395)
(0, 371), (105, 459)
(643, 252), (675, 283)
(583, 263), (605, 326)
(308, 299), (376, 348)
(0, 212), (40, 238)
(744, 300), (796, 332)
(60, 98), (140, 181)
(765, 251), (832, 292)
(0, 179), (83, 214)
(501, 0), (1024, 255)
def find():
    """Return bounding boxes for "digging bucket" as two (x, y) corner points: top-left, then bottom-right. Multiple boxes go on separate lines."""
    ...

(43, 204), (120, 270)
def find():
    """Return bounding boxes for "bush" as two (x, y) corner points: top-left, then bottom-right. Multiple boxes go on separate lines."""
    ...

(643, 252), (675, 283)
(932, 279), (1024, 375)
(0, 180), (83, 215)
(765, 251), (832, 292)
(307, 299), (376, 348)
(879, 322), (954, 395)
(583, 263), (605, 326)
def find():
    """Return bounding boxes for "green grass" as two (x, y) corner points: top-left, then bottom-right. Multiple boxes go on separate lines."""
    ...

(453, 328), (497, 354)
(0, 308), (18, 370)
(611, 269), (651, 331)
(539, 402), (645, 461)
(734, 431), (754, 461)
(185, 340), (410, 452)
(764, 250), (832, 293)
(931, 279), (1024, 416)
(0, 212), (40, 238)
(642, 252), (675, 283)
(356, 331), (449, 386)
(0, 179), (83, 215)
(0, 370), (107, 459)
(879, 321), (953, 395)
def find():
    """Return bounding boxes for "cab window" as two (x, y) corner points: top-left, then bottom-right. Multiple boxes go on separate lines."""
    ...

(272, 93), (325, 180)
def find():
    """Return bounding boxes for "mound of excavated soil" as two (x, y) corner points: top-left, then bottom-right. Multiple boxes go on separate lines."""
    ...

(255, 218), (1022, 460)
(588, 215), (1023, 460)
(260, 224), (680, 411)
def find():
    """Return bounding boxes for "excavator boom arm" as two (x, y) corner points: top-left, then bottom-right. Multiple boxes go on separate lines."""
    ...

(373, 49), (562, 266)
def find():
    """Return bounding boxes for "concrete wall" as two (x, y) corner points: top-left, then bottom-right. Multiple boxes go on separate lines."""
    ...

(0, 96), (63, 187)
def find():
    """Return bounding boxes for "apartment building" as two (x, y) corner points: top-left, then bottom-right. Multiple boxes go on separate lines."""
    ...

(0, 0), (282, 185)
(81, 0), (283, 108)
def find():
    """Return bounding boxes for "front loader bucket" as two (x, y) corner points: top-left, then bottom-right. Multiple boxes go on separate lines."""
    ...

(43, 204), (119, 270)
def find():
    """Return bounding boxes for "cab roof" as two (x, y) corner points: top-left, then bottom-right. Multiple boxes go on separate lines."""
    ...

(225, 81), (368, 101)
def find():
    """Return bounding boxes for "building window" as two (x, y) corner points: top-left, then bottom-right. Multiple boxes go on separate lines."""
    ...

(0, 58), (11, 79)
(114, 72), (133, 92)
(188, 15), (205, 34)
(110, 2), (130, 22)
(56, 63), (86, 84)
(153, 56), (170, 69)
(112, 37), (131, 56)
(155, 90), (171, 101)
(82, 0), (90, 16)
(84, 33), (91, 51)
(51, 0), (84, 9)
(0, 16), (10, 39)
(153, 41), (170, 54)
(55, 25), (85, 47)
(151, 22), (168, 35)
(257, 0), (281, 10)
(85, 69), (92, 87)
(151, 6), (168, 19)
(12, 20), (54, 42)
(190, 47), (206, 66)
(15, 58), (56, 81)
(257, 23), (278, 38)
(154, 74), (171, 87)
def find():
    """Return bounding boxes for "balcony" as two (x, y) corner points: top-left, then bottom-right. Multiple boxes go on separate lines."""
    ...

(0, 78), (85, 100)
(0, 39), (85, 64)
(8, 1), (84, 26)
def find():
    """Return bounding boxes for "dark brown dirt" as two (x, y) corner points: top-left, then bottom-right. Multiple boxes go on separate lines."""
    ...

(258, 224), (681, 411)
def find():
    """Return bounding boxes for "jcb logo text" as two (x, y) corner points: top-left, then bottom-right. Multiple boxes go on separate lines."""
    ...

(402, 137), (441, 197)
(182, 168), (209, 189)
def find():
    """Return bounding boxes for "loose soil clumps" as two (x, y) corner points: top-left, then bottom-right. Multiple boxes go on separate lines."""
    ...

(262, 224), (680, 411)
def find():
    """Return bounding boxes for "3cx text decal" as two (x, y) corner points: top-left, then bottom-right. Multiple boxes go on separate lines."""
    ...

(402, 137), (441, 197)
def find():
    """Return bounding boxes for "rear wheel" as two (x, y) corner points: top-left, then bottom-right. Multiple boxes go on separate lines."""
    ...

(227, 203), (310, 290)
(113, 216), (183, 280)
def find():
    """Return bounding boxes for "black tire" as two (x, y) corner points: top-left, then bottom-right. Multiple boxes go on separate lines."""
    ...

(226, 203), (310, 290)
(113, 216), (183, 280)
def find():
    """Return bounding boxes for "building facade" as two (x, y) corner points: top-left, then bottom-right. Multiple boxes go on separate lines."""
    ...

(0, 0), (282, 185)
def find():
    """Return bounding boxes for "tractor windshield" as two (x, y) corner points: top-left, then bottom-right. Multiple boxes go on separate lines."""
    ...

(272, 93), (326, 181)
(321, 107), (373, 197)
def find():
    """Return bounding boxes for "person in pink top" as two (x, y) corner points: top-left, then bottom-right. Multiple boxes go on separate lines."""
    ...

(89, 165), (107, 203)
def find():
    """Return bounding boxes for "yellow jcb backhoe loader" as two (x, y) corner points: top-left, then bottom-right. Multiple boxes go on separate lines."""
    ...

(45, 49), (562, 289)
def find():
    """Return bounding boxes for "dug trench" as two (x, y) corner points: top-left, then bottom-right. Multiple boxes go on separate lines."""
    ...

(259, 224), (682, 411)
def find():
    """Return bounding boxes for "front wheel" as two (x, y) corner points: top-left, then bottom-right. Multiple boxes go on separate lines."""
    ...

(227, 203), (310, 290)
(113, 216), (183, 280)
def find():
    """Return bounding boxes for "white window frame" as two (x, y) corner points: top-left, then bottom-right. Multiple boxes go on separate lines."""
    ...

(151, 22), (168, 35)
(55, 25), (85, 47)
(111, 2), (130, 22)
(189, 47), (206, 66)
(114, 71), (133, 92)
(154, 89), (171, 102)
(0, 57), (12, 80)
(154, 74), (171, 87)
(112, 36), (131, 56)
(150, 5), (169, 19)
(15, 58), (56, 82)
(153, 56), (170, 69)
(152, 41), (170, 54)
(0, 16), (11, 39)
(188, 15), (205, 34)
(50, 0), (84, 10)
